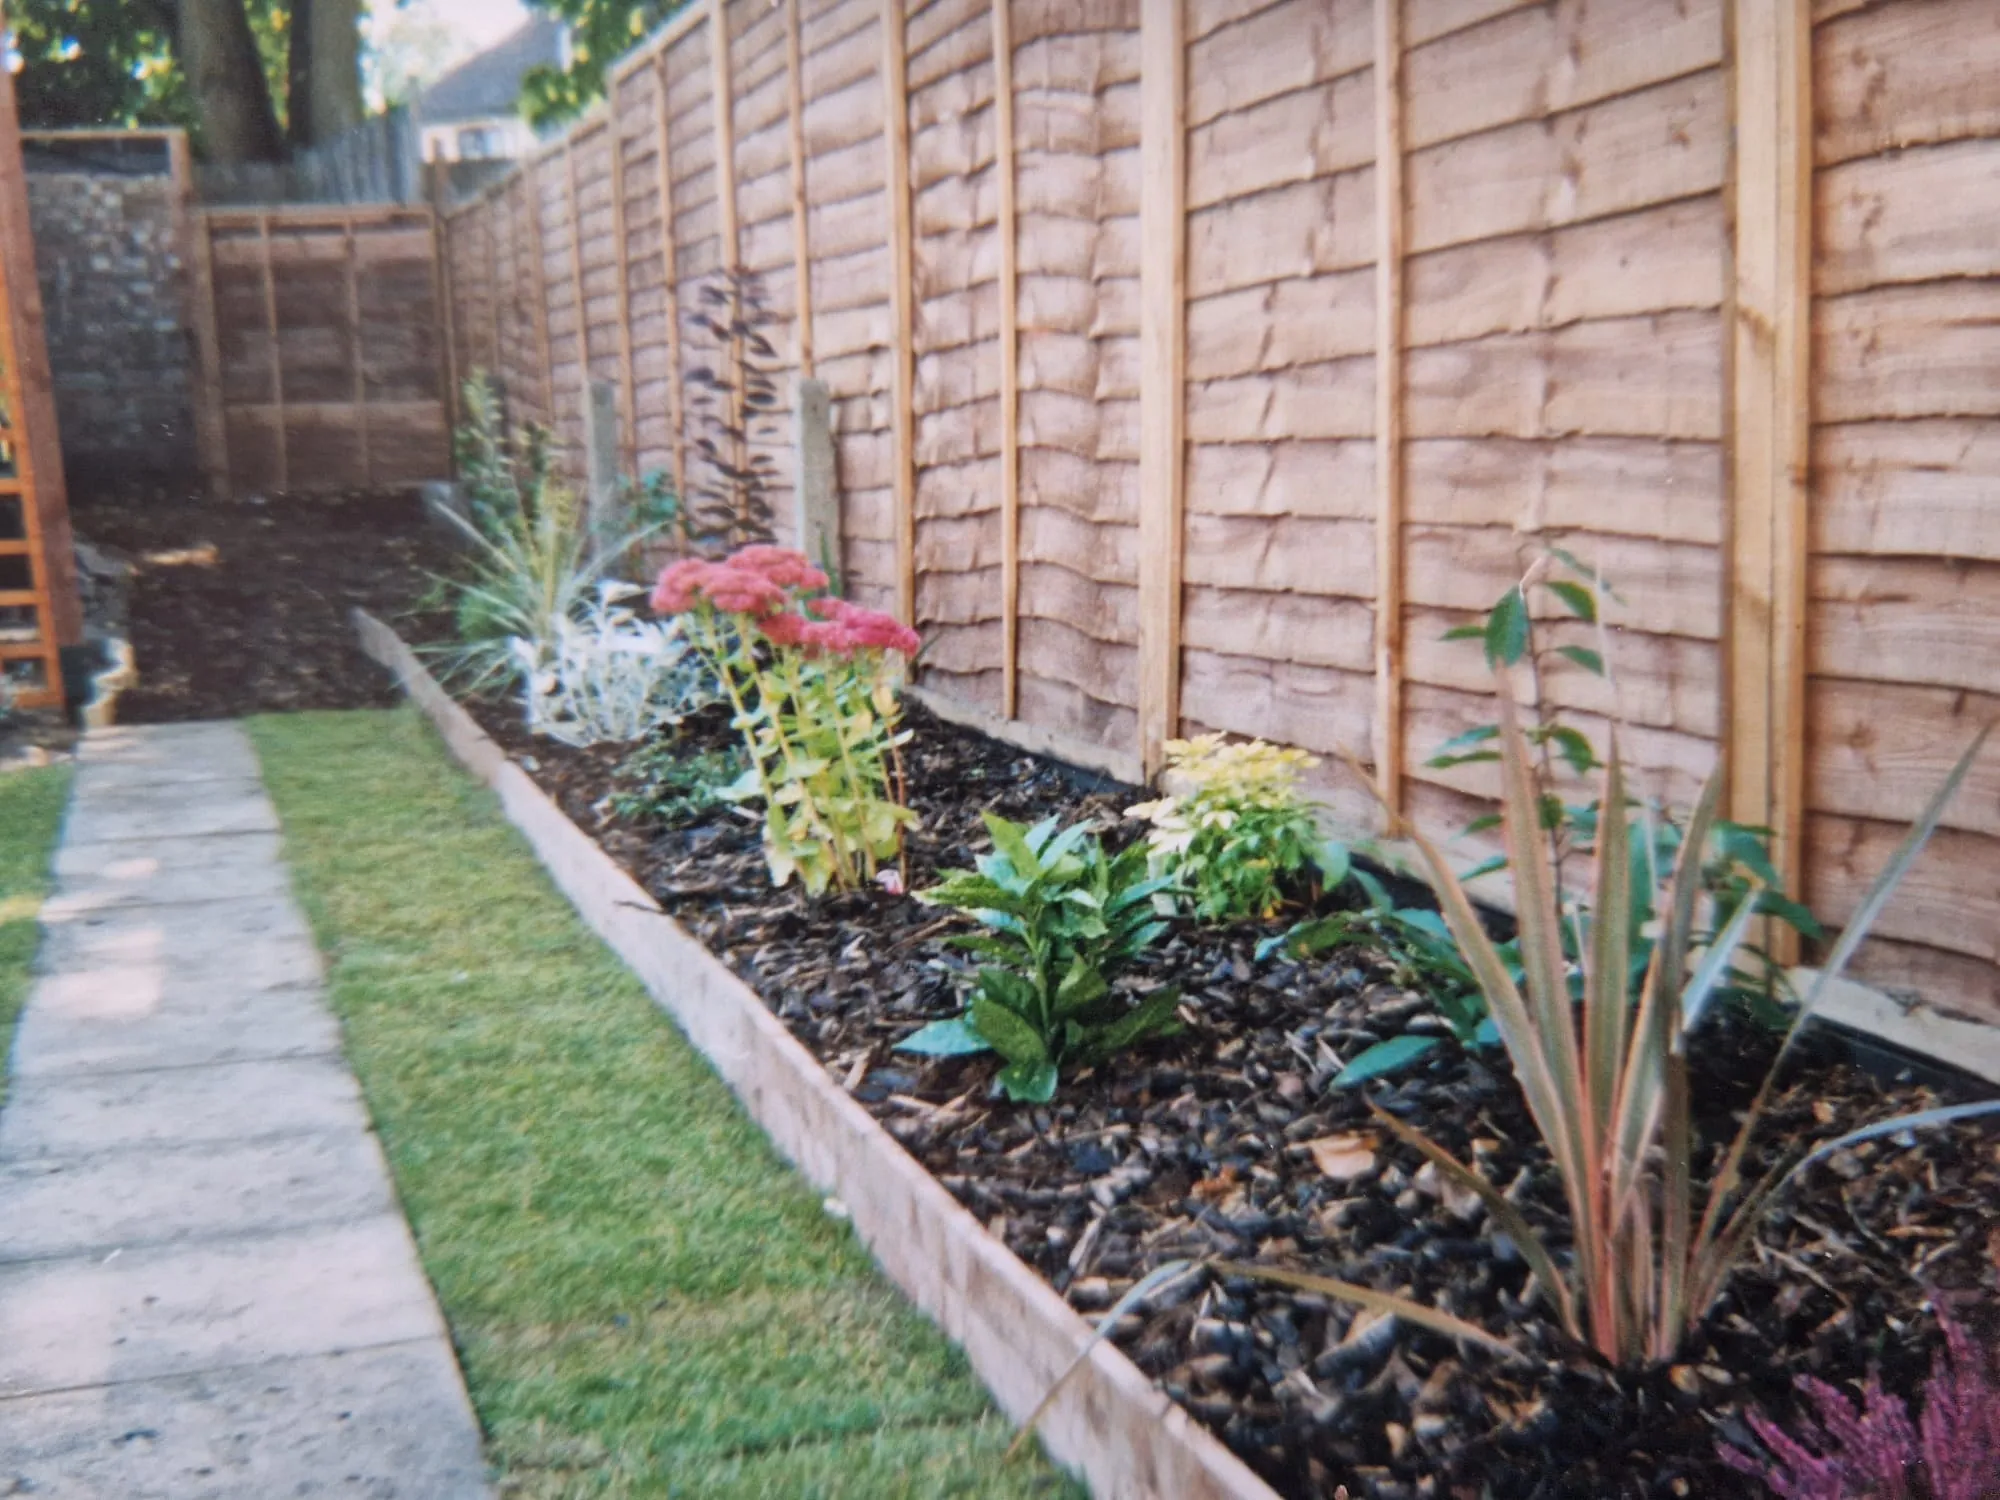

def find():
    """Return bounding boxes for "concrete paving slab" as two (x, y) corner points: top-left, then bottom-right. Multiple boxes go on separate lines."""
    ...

(0, 1130), (395, 1264)
(0, 1216), (448, 1396)
(76, 721), (262, 779)
(49, 831), (292, 908)
(33, 895), (320, 983)
(0, 1341), (490, 1499)
(10, 979), (339, 1079)
(61, 781), (279, 848)
(0, 1055), (371, 1161)
(0, 721), (491, 1493)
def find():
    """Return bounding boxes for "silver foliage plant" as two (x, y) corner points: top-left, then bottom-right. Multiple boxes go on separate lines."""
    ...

(514, 582), (715, 748)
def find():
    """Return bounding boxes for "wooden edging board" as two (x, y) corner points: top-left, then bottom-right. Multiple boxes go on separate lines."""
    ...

(350, 609), (1281, 1500)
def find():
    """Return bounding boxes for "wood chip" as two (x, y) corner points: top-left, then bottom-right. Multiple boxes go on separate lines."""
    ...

(1303, 1132), (1378, 1182)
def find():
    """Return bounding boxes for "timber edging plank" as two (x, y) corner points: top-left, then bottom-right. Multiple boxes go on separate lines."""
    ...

(350, 608), (1281, 1500)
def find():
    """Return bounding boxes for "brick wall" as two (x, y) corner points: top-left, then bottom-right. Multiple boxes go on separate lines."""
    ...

(24, 168), (198, 491)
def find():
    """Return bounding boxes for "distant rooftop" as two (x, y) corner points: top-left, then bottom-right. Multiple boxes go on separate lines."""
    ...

(414, 17), (566, 126)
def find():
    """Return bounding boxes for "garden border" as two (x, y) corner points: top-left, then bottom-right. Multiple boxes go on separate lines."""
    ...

(350, 609), (1281, 1500)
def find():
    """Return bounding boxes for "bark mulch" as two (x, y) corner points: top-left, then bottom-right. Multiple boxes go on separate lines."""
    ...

(70, 485), (455, 723)
(455, 691), (2000, 1500)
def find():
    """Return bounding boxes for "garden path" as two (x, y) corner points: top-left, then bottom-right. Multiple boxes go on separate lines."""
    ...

(0, 721), (490, 1497)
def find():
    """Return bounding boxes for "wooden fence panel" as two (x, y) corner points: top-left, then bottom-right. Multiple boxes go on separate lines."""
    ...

(1805, 0), (2000, 1023)
(1008, 0), (1143, 757)
(907, 0), (1003, 711)
(203, 207), (447, 496)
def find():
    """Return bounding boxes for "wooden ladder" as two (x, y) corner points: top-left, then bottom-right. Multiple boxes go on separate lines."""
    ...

(0, 313), (65, 711)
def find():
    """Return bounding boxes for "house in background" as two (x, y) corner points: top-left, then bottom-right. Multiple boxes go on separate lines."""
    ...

(413, 17), (566, 163)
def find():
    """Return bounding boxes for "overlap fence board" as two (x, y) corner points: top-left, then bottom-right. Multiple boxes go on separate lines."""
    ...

(202, 206), (447, 495)
(433, 0), (2000, 1028)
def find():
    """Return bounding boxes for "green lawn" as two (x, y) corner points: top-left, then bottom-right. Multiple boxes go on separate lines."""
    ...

(0, 765), (72, 1097)
(247, 710), (1077, 1499)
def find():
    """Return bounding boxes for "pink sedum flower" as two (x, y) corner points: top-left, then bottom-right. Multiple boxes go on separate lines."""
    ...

(729, 545), (829, 593)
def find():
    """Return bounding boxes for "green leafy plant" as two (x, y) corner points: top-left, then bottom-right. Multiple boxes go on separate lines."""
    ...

(1263, 870), (1505, 1086)
(1332, 680), (1995, 1364)
(650, 546), (920, 895)
(898, 813), (1181, 1103)
(1125, 734), (1349, 921)
(1281, 557), (1824, 1087)
(609, 740), (748, 828)
(1431, 554), (1821, 1007)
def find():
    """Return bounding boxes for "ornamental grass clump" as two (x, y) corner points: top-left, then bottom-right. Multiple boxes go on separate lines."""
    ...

(1720, 1310), (2000, 1499)
(1125, 734), (1349, 920)
(1341, 684), (1996, 1366)
(650, 545), (919, 896)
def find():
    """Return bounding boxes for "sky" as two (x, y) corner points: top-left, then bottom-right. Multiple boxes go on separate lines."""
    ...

(367, 0), (532, 105)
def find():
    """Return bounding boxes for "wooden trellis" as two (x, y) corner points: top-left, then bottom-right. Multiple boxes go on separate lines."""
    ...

(0, 45), (77, 710)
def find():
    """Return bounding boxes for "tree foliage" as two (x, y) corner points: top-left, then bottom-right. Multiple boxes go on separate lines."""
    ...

(7, 0), (357, 161)
(521, 0), (690, 126)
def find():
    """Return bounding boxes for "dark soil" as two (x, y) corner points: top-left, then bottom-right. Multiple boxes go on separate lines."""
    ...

(456, 691), (2000, 1500)
(70, 483), (454, 723)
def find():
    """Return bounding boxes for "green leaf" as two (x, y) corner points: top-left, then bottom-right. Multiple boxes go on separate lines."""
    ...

(1547, 579), (1598, 623)
(1273, 914), (1359, 959)
(895, 1016), (994, 1057)
(1428, 725), (1500, 762)
(1485, 586), (1530, 666)
(969, 993), (1049, 1067)
(975, 967), (1040, 1017)
(1442, 622), (1486, 642)
(997, 1059), (1059, 1103)
(1754, 890), (1823, 940)
(1555, 644), (1606, 677)
(1459, 855), (1507, 882)
(1546, 725), (1599, 777)
(1085, 987), (1183, 1060)
(719, 767), (765, 803)
(1312, 839), (1352, 888)
(1054, 959), (1109, 1017)
(1332, 1034), (1440, 1087)
(981, 812), (1042, 880)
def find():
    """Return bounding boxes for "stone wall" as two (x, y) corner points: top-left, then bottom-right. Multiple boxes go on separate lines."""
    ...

(24, 165), (198, 491)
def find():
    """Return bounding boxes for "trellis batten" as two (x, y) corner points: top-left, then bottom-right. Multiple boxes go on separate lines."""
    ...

(430, 0), (2000, 1030)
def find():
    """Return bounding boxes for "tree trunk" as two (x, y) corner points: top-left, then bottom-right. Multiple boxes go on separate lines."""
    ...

(178, 0), (286, 164)
(288, 0), (365, 150)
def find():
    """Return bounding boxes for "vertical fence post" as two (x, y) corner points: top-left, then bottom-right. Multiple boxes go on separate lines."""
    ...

(429, 197), (462, 473)
(610, 78), (639, 475)
(1373, 0), (1407, 819)
(881, 0), (916, 626)
(1726, 0), (1813, 950)
(710, 0), (741, 267)
(568, 142), (588, 458)
(258, 212), (288, 492)
(1138, 0), (1188, 779)
(484, 195), (502, 378)
(523, 173), (556, 429)
(344, 211), (372, 486)
(655, 51), (689, 506)
(993, 0), (1020, 719)
(785, 0), (815, 377)
(174, 132), (231, 499)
